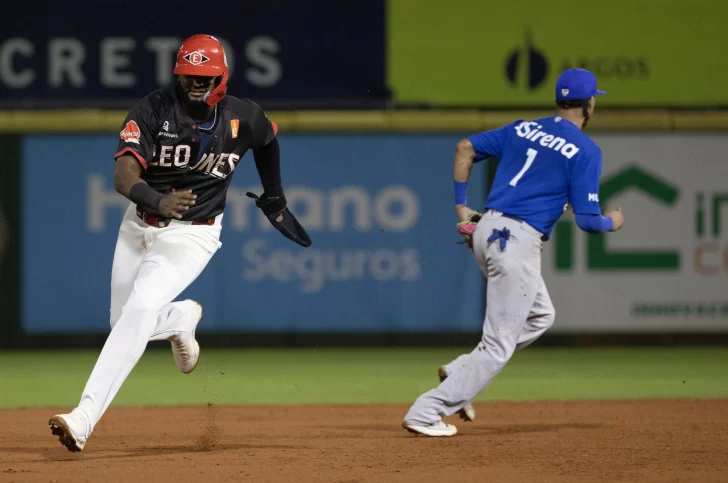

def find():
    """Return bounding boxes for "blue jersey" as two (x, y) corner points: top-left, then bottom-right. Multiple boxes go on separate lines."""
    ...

(468, 115), (603, 237)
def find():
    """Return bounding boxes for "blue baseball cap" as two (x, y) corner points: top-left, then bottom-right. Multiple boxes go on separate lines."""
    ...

(555, 68), (606, 101)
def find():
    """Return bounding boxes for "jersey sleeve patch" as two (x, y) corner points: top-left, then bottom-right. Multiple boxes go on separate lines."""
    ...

(120, 121), (141, 144)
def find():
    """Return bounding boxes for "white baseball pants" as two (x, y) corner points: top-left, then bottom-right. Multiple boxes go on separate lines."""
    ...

(75, 203), (223, 434)
(404, 210), (556, 425)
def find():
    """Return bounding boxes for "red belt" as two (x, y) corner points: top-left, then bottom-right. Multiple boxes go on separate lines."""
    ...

(136, 208), (215, 228)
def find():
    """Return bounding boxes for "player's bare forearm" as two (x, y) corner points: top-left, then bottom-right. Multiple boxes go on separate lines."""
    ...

(453, 139), (476, 184)
(453, 139), (477, 221)
(114, 155), (182, 216)
(113, 155), (145, 198)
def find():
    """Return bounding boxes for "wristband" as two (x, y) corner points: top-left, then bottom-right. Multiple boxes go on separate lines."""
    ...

(574, 213), (614, 233)
(129, 182), (164, 213)
(604, 215), (614, 232)
(454, 180), (468, 205)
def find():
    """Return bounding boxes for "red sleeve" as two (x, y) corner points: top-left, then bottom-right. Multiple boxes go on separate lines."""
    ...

(115, 146), (148, 170)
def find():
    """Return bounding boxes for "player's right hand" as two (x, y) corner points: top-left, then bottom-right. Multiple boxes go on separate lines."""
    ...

(605, 207), (624, 231)
(157, 189), (197, 219)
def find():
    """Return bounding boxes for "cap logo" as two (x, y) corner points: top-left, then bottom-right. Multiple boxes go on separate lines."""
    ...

(561, 88), (570, 97)
(183, 51), (210, 66)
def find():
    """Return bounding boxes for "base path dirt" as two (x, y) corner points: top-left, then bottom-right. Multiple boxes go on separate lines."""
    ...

(1, 400), (726, 483)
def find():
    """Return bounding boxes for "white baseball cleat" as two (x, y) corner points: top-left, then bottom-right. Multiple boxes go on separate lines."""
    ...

(402, 420), (458, 437)
(439, 366), (476, 422)
(49, 410), (91, 452)
(169, 300), (203, 374)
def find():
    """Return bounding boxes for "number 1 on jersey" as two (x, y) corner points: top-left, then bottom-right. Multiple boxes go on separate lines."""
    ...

(509, 148), (538, 187)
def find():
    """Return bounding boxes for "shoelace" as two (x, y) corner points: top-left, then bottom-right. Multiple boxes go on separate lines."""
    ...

(172, 337), (190, 362)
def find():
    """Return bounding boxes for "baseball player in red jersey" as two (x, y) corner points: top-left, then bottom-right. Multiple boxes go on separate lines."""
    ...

(49, 34), (311, 452)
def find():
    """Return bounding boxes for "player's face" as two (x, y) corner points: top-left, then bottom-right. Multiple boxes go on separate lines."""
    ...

(178, 75), (217, 103)
(588, 96), (596, 117)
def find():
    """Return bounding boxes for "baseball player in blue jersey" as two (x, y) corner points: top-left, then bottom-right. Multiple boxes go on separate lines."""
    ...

(402, 68), (624, 437)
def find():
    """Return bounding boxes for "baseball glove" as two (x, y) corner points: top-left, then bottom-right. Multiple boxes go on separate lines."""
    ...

(456, 211), (482, 251)
(246, 191), (312, 247)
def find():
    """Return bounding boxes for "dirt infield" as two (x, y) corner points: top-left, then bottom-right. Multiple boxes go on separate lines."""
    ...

(1, 400), (726, 483)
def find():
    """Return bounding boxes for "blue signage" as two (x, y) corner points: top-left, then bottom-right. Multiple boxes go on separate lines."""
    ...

(22, 133), (486, 333)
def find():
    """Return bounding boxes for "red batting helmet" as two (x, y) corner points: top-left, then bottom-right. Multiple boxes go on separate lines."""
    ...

(174, 34), (229, 106)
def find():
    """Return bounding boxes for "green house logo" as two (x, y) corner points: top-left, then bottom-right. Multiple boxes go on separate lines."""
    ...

(554, 165), (680, 271)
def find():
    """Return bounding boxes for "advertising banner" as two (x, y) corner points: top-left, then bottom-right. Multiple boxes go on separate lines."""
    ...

(21, 129), (726, 334)
(21, 133), (486, 334)
(388, 0), (728, 107)
(545, 133), (728, 332)
(1, 1), (386, 104)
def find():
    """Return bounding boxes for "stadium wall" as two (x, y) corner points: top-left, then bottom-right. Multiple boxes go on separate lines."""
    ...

(1, 111), (727, 347)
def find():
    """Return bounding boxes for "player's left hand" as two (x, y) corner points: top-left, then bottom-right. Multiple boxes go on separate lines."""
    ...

(246, 191), (312, 247)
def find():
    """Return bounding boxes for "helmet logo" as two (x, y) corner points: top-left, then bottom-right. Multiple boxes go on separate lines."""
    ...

(183, 51), (210, 66)
(561, 88), (570, 97)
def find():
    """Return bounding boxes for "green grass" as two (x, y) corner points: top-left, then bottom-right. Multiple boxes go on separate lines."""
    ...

(1, 347), (727, 409)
